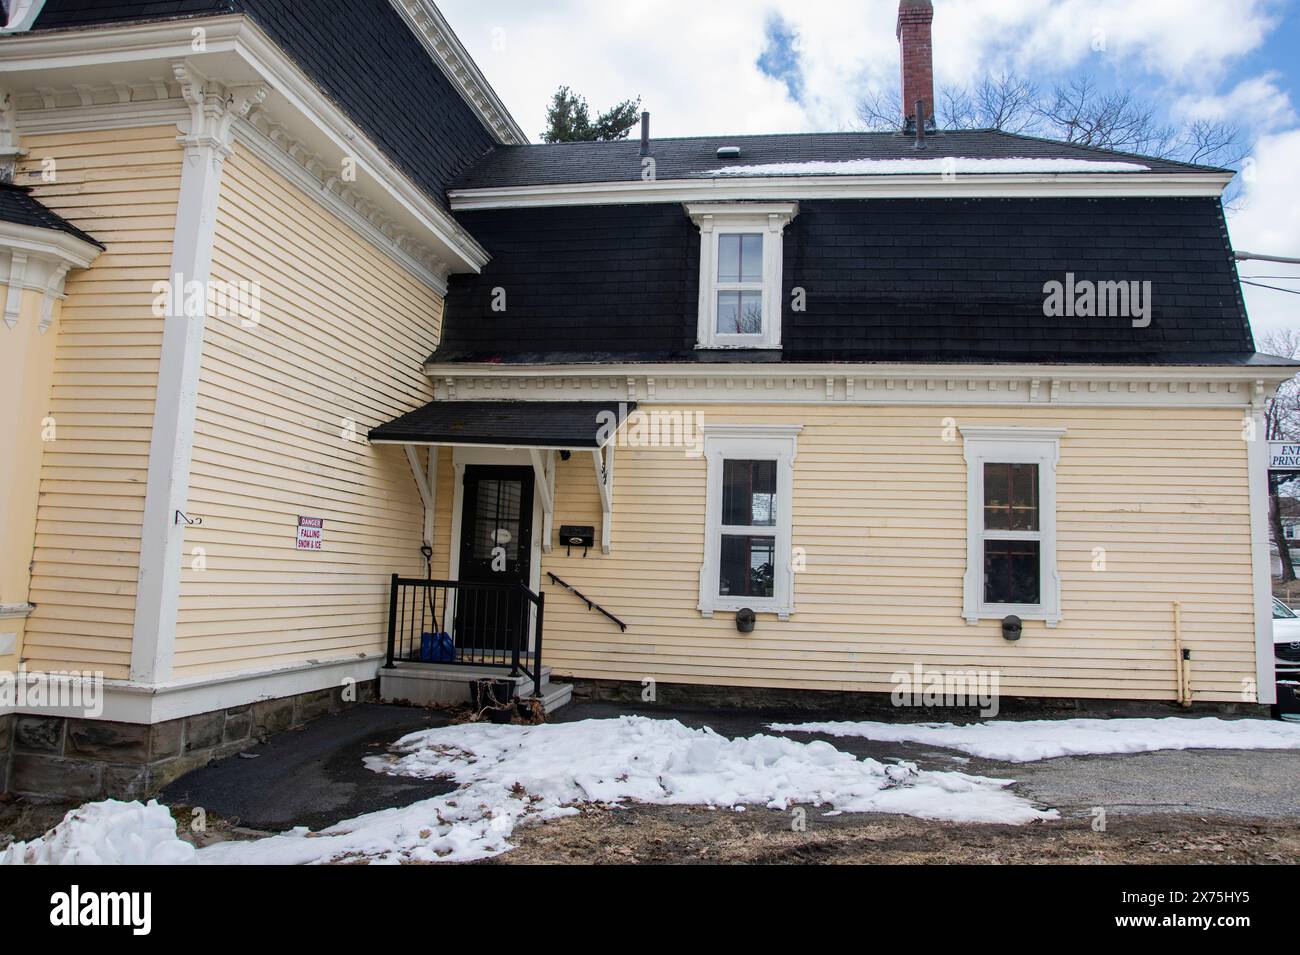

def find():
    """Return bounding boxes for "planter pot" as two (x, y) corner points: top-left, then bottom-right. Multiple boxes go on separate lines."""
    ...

(470, 678), (517, 710)
(488, 706), (514, 724)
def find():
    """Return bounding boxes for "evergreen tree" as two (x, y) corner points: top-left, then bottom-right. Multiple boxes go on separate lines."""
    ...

(541, 86), (641, 143)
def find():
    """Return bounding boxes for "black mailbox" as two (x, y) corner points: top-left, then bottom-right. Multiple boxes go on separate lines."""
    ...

(559, 524), (595, 556)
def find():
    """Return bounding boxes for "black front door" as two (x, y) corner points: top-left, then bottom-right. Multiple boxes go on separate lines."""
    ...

(455, 465), (534, 654)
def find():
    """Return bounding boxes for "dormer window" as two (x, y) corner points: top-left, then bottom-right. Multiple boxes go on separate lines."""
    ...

(686, 202), (797, 350)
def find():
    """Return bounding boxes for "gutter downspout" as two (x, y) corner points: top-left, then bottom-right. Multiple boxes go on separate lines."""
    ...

(1173, 601), (1192, 707)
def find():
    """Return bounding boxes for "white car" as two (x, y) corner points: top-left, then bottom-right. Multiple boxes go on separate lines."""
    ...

(1273, 599), (1300, 718)
(1274, 598), (1300, 671)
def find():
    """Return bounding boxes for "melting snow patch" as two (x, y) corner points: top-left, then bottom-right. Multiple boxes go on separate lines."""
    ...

(768, 717), (1300, 763)
(5, 718), (1060, 866)
(1, 799), (196, 865)
(196, 716), (1054, 864)
(703, 157), (1150, 176)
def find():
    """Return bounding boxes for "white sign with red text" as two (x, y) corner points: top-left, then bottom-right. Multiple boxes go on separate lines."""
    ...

(296, 516), (324, 551)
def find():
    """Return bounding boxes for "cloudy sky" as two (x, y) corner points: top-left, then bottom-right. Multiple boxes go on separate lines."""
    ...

(439, 0), (1300, 337)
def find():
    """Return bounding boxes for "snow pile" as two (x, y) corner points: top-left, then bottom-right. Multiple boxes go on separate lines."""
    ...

(768, 716), (1300, 763)
(703, 157), (1150, 176)
(1, 799), (196, 865)
(199, 716), (1055, 864)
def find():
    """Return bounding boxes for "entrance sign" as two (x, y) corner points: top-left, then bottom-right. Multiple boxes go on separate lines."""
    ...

(296, 516), (324, 550)
(1270, 442), (1300, 472)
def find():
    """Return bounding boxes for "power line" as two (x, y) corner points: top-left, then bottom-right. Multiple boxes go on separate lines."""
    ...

(1241, 279), (1300, 295)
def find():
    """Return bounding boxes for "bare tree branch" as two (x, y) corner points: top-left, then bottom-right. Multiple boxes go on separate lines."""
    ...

(856, 72), (1244, 169)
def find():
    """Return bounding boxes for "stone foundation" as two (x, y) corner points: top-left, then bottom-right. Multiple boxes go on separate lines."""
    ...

(0, 680), (376, 801)
(568, 677), (1272, 720)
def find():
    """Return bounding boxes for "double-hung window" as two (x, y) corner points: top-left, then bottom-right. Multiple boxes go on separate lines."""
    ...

(699, 425), (800, 619)
(961, 427), (1065, 626)
(686, 202), (797, 350)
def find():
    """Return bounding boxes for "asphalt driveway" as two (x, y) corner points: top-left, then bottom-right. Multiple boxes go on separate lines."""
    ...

(159, 700), (1300, 832)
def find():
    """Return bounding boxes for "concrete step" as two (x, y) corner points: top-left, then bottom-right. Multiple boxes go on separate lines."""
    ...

(521, 681), (573, 714)
(379, 663), (558, 709)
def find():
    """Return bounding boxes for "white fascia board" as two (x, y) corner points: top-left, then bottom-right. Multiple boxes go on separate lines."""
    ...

(423, 359), (1296, 387)
(0, 15), (489, 274)
(387, 0), (528, 145)
(448, 172), (1235, 210)
(0, 219), (100, 269)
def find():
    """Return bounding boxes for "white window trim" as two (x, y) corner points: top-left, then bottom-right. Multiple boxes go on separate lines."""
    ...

(961, 426), (1066, 627)
(698, 424), (801, 620)
(686, 202), (797, 350)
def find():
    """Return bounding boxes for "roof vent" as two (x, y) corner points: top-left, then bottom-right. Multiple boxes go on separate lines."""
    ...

(716, 146), (741, 159)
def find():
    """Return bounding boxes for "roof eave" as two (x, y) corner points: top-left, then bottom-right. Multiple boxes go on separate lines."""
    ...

(448, 171), (1235, 209)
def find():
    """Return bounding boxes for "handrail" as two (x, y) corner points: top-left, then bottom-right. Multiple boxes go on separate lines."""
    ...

(386, 574), (544, 697)
(546, 572), (627, 632)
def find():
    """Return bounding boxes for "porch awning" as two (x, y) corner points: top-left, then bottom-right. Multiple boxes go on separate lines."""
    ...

(367, 400), (635, 449)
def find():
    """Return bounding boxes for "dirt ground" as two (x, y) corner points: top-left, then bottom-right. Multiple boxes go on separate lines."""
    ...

(6, 791), (1299, 865)
(485, 803), (1300, 865)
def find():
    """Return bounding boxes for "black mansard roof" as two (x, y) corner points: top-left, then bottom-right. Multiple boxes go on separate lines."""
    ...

(0, 183), (103, 248)
(28, 0), (498, 207)
(430, 196), (1280, 367)
(451, 129), (1226, 192)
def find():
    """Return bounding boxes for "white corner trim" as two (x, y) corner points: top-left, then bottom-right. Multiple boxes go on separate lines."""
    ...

(130, 62), (253, 684)
(449, 172), (1235, 210)
(1247, 396), (1277, 705)
(387, 0), (528, 145)
(961, 426), (1064, 627)
(698, 425), (800, 620)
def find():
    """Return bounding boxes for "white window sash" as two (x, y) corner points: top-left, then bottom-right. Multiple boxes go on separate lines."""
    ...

(960, 426), (1065, 626)
(698, 425), (801, 620)
(687, 203), (797, 350)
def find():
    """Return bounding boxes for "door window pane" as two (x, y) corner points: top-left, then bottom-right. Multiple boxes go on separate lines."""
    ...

(722, 459), (776, 526)
(471, 479), (522, 562)
(720, 534), (776, 598)
(716, 290), (763, 334)
(984, 540), (1040, 604)
(718, 233), (762, 283)
(984, 463), (1039, 531)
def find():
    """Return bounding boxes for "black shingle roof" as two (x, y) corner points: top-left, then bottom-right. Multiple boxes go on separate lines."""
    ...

(368, 400), (635, 448)
(0, 183), (104, 248)
(28, 0), (498, 208)
(451, 129), (1226, 191)
(431, 197), (1275, 367)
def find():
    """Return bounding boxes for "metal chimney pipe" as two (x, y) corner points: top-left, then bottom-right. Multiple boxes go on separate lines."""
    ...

(914, 100), (927, 149)
(639, 111), (650, 156)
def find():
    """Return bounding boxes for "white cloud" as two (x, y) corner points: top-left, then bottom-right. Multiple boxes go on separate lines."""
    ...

(1228, 128), (1300, 335)
(1175, 73), (1297, 132)
(439, 0), (1279, 139)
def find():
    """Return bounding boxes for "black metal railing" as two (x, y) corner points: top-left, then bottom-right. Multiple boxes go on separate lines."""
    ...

(546, 572), (627, 632)
(386, 575), (545, 698)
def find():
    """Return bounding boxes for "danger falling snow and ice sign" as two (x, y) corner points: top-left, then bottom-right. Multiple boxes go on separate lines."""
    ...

(1270, 443), (1300, 472)
(296, 516), (324, 550)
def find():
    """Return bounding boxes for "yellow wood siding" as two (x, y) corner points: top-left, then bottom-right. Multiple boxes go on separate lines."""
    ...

(17, 127), (179, 678)
(173, 143), (440, 678)
(509, 404), (1257, 703)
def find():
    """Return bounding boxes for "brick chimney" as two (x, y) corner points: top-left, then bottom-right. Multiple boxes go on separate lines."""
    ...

(897, 0), (935, 131)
